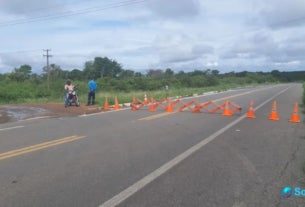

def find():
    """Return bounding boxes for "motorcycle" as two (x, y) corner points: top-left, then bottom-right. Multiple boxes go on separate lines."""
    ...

(64, 86), (80, 107)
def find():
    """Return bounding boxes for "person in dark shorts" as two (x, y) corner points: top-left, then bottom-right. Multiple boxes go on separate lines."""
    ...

(87, 78), (97, 105)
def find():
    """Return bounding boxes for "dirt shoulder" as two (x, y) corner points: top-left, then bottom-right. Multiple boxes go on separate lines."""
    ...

(27, 103), (102, 116)
(0, 103), (104, 124)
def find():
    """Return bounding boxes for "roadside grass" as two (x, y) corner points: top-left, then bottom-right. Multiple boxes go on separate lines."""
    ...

(303, 83), (305, 113)
(0, 82), (261, 106)
(77, 83), (259, 106)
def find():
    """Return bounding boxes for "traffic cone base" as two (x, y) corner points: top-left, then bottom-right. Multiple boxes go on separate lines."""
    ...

(163, 99), (175, 113)
(223, 101), (233, 116)
(246, 101), (256, 119)
(247, 110), (256, 119)
(289, 114), (300, 123)
(114, 96), (121, 110)
(289, 102), (301, 123)
(268, 112), (280, 121)
(148, 103), (157, 112)
(103, 97), (110, 111)
(223, 109), (233, 116)
(166, 104), (174, 112)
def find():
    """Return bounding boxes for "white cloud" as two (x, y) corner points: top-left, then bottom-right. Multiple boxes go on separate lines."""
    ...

(0, 0), (305, 73)
(0, 0), (64, 17)
(258, 0), (305, 28)
(147, 0), (201, 19)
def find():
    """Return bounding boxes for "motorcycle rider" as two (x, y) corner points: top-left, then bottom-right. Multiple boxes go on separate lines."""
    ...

(64, 80), (74, 105)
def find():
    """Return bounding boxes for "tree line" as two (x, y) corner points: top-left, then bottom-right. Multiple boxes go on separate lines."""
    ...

(0, 56), (304, 103)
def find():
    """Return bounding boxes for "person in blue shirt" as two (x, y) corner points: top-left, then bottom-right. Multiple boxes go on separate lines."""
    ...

(87, 78), (97, 105)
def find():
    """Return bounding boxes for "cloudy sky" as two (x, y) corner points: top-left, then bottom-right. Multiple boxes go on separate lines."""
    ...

(0, 0), (304, 73)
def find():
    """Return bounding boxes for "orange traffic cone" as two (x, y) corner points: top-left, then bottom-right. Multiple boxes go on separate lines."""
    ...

(246, 101), (256, 119)
(103, 97), (110, 111)
(223, 101), (233, 116)
(114, 96), (121, 110)
(165, 100), (174, 113)
(144, 94), (149, 105)
(131, 96), (138, 111)
(148, 103), (158, 112)
(268, 100), (279, 121)
(289, 102), (301, 123)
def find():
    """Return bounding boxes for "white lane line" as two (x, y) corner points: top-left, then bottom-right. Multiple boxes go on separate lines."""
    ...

(99, 86), (291, 207)
(21, 116), (52, 121)
(79, 108), (130, 117)
(0, 126), (24, 132)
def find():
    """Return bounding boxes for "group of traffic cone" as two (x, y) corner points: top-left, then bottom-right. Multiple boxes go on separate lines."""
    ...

(130, 94), (302, 123)
(220, 100), (242, 116)
(102, 96), (121, 111)
(246, 100), (301, 123)
(131, 94), (182, 113)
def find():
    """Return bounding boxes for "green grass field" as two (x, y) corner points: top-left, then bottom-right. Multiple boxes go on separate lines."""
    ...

(302, 82), (305, 113)
(0, 82), (260, 106)
(61, 83), (259, 106)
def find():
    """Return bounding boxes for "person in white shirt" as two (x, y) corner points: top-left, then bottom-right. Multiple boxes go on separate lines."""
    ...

(64, 80), (75, 106)
(64, 80), (74, 92)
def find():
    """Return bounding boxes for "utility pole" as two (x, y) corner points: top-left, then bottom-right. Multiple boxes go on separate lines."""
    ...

(43, 49), (52, 90)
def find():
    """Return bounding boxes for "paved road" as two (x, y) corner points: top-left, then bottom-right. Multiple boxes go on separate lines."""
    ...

(0, 84), (304, 207)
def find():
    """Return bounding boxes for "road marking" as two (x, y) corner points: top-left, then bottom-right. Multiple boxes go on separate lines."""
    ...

(99, 86), (291, 207)
(22, 116), (52, 121)
(0, 126), (24, 132)
(79, 108), (129, 117)
(0, 135), (86, 161)
(139, 85), (278, 121)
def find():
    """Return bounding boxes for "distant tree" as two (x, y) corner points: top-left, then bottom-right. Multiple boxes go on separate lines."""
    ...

(119, 69), (135, 78)
(211, 70), (220, 76)
(83, 61), (96, 79)
(9, 64), (32, 82)
(271, 70), (281, 77)
(236, 71), (248, 77)
(190, 70), (205, 76)
(42, 64), (66, 80)
(93, 57), (123, 78)
(147, 69), (163, 77)
(135, 72), (143, 77)
(68, 69), (83, 80)
(30, 73), (43, 84)
(204, 69), (212, 75)
(176, 71), (185, 76)
(165, 68), (174, 76)
(226, 71), (236, 77)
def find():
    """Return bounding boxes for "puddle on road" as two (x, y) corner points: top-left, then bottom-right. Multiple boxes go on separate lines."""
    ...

(0, 106), (50, 124)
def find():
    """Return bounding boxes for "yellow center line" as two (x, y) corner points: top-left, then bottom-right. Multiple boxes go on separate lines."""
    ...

(0, 135), (86, 161)
(138, 86), (277, 121)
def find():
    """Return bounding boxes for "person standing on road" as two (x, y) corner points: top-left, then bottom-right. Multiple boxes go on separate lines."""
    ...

(87, 78), (97, 106)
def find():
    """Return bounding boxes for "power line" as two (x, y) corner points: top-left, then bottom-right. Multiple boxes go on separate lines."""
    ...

(0, 0), (140, 24)
(0, 0), (149, 27)
(0, 49), (42, 55)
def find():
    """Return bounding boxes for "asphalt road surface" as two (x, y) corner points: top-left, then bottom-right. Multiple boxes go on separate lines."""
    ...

(0, 84), (304, 207)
